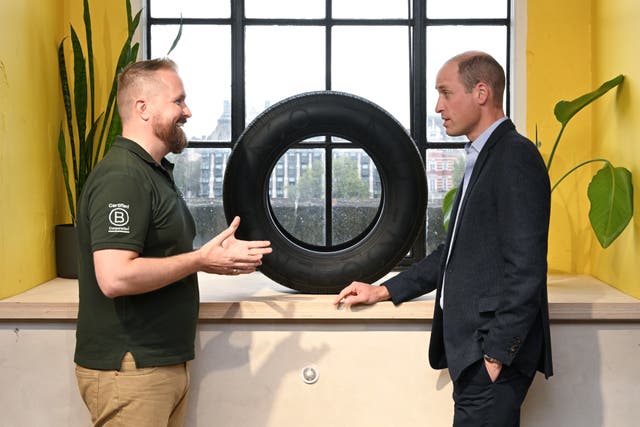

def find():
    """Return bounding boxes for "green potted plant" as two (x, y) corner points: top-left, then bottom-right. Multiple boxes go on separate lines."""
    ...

(443, 75), (633, 249)
(55, 0), (140, 278)
(539, 74), (632, 248)
(55, 0), (183, 278)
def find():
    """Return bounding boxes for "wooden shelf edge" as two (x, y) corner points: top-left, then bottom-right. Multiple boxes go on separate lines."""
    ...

(2, 274), (639, 321)
(3, 301), (640, 322)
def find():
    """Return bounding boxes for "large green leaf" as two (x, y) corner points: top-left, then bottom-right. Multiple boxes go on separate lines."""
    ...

(587, 164), (633, 248)
(442, 186), (458, 232)
(554, 74), (624, 126)
(547, 75), (625, 172)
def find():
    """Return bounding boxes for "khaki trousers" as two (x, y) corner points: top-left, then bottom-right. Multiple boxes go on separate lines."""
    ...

(75, 352), (190, 427)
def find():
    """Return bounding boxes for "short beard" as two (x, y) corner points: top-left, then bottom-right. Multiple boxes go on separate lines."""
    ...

(154, 119), (188, 154)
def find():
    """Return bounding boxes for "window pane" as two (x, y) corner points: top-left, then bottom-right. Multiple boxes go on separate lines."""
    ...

(332, 26), (410, 128)
(268, 147), (382, 248)
(425, 25), (507, 142)
(269, 149), (327, 246)
(245, 0), (324, 18)
(146, 1), (512, 266)
(332, 149), (381, 245)
(426, 0), (507, 19)
(245, 27), (325, 124)
(149, 0), (229, 18)
(333, 0), (408, 19)
(168, 148), (231, 248)
(426, 149), (465, 253)
(151, 25), (231, 141)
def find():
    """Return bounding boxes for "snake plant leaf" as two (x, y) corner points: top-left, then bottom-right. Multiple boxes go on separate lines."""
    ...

(57, 38), (78, 191)
(57, 0), (176, 225)
(129, 43), (140, 68)
(70, 25), (91, 197)
(93, 12), (141, 166)
(167, 15), (184, 55)
(78, 114), (103, 198)
(102, 43), (138, 154)
(554, 74), (624, 126)
(126, 0), (134, 32)
(70, 26), (87, 150)
(82, 0), (95, 123)
(587, 163), (633, 248)
(58, 125), (76, 223)
(130, 9), (141, 38)
(442, 186), (457, 232)
(106, 110), (122, 154)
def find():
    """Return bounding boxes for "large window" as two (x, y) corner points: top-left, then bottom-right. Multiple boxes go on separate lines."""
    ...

(147, 0), (510, 264)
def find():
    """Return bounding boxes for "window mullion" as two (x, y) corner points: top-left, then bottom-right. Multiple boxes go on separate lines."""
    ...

(325, 143), (333, 246)
(231, 0), (245, 142)
(325, 0), (332, 245)
(401, 0), (428, 264)
(411, 0), (426, 153)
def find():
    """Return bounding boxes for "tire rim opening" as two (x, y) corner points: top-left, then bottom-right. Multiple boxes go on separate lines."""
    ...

(267, 140), (383, 251)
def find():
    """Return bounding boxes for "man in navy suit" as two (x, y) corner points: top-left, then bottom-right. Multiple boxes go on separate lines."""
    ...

(334, 51), (552, 426)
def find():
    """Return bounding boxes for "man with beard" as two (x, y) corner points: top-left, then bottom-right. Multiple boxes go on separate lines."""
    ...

(74, 58), (272, 427)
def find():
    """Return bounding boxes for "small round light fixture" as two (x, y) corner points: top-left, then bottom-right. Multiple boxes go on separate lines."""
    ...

(301, 365), (319, 385)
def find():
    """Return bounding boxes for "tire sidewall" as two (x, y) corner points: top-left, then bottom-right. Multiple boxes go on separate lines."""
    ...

(223, 91), (426, 293)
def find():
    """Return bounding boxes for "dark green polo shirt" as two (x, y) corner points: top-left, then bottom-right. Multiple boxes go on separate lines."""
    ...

(74, 136), (199, 370)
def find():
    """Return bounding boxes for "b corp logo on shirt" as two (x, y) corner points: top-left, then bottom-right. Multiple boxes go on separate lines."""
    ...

(108, 203), (130, 233)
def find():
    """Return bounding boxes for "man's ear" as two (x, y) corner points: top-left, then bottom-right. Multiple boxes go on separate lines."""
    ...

(135, 99), (150, 121)
(475, 82), (490, 105)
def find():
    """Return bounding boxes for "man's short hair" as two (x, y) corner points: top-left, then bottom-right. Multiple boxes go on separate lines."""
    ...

(452, 51), (505, 108)
(116, 58), (178, 120)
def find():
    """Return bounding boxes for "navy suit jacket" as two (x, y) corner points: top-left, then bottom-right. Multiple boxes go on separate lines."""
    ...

(385, 119), (553, 382)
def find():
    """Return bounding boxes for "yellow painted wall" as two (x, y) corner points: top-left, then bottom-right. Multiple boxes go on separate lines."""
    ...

(590, 0), (640, 298)
(2, 1), (638, 299)
(528, 0), (640, 298)
(0, 0), (136, 299)
(0, 1), (65, 299)
(526, 0), (595, 275)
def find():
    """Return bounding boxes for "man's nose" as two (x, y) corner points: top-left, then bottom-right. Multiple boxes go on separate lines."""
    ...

(435, 97), (443, 113)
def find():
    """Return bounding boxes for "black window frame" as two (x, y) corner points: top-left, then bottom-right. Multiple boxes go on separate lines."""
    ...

(145, 0), (511, 267)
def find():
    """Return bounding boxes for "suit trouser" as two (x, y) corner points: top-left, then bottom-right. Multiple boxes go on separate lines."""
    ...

(452, 359), (534, 427)
(75, 352), (190, 427)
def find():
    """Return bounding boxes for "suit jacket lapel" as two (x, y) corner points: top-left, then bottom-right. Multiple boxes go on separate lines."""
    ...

(456, 119), (515, 220)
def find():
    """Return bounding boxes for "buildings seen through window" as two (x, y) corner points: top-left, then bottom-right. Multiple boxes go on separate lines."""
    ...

(154, 0), (509, 259)
(170, 103), (466, 250)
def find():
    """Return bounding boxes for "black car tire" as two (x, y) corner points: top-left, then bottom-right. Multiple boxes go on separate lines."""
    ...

(223, 91), (426, 294)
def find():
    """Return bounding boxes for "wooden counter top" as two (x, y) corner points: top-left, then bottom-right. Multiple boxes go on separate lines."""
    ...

(1, 273), (639, 321)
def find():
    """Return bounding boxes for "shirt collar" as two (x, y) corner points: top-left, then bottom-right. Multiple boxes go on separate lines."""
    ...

(465, 117), (508, 155)
(113, 136), (155, 163)
(113, 136), (175, 175)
